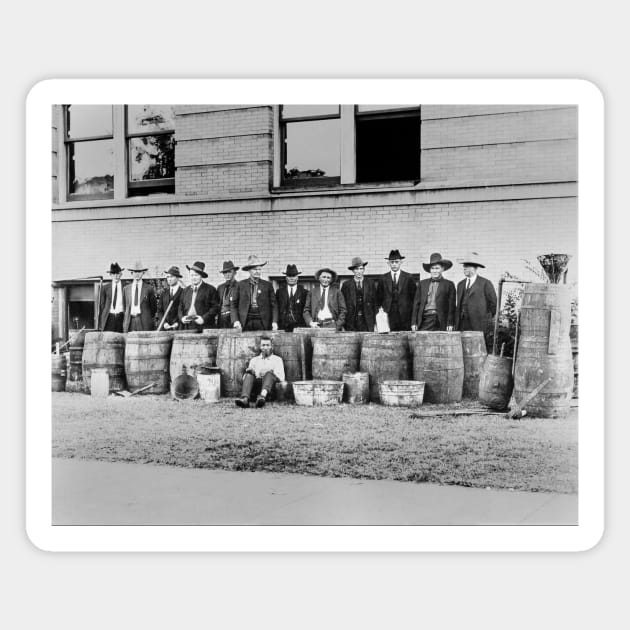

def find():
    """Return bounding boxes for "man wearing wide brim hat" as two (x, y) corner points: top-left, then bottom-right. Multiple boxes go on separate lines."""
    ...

(177, 261), (219, 331)
(156, 266), (184, 331)
(304, 267), (347, 330)
(123, 261), (157, 332)
(341, 257), (378, 332)
(411, 253), (456, 332)
(231, 255), (278, 331)
(455, 253), (497, 349)
(217, 261), (240, 328)
(379, 249), (417, 331)
(276, 264), (309, 332)
(99, 262), (126, 332)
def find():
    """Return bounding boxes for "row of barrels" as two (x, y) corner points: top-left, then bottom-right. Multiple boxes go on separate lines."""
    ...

(55, 327), (488, 404)
(52, 283), (576, 417)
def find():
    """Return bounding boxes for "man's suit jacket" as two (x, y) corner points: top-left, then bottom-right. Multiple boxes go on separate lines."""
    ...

(230, 278), (278, 330)
(156, 285), (183, 329)
(98, 281), (126, 330)
(455, 275), (497, 332)
(276, 283), (309, 331)
(378, 270), (417, 329)
(411, 278), (457, 330)
(177, 282), (219, 331)
(341, 278), (378, 331)
(123, 281), (157, 332)
(303, 285), (347, 330)
(217, 280), (238, 312)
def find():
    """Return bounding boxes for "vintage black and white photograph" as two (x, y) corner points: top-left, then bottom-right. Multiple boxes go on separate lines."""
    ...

(28, 79), (601, 550)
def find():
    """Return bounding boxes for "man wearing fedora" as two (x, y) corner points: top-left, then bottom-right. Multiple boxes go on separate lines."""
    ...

(276, 264), (309, 332)
(304, 267), (347, 331)
(342, 257), (378, 332)
(178, 261), (219, 331)
(99, 262), (126, 332)
(455, 253), (497, 349)
(156, 266), (184, 331)
(216, 260), (240, 329)
(378, 250), (417, 331)
(231, 255), (278, 331)
(411, 253), (457, 331)
(123, 262), (157, 332)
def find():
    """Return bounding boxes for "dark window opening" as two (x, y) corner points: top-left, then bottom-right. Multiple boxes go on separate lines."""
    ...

(356, 113), (420, 183)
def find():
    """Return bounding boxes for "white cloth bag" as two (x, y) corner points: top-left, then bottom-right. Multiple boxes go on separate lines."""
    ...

(375, 307), (390, 333)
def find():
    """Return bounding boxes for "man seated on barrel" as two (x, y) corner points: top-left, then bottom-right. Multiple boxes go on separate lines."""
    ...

(235, 336), (285, 409)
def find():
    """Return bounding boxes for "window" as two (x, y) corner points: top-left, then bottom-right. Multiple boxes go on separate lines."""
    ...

(281, 105), (341, 186)
(277, 104), (420, 188)
(355, 105), (420, 183)
(126, 105), (175, 195)
(62, 104), (176, 201)
(65, 105), (114, 200)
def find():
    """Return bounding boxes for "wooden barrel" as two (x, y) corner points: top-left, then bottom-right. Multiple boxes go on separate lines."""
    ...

(293, 327), (337, 379)
(342, 372), (370, 404)
(460, 331), (488, 399)
(312, 332), (362, 381)
(215, 332), (265, 397)
(514, 284), (573, 418)
(270, 331), (305, 399)
(82, 332), (126, 393)
(478, 355), (514, 411)
(412, 332), (464, 403)
(51, 354), (66, 392)
(124, 331), (173, 394)
(379, 380), (425, 407)
(360, 332), (411, 402)
(570, 323), (578, 398)
(170, 331), (219, 381)
(65, 328), (95, 393)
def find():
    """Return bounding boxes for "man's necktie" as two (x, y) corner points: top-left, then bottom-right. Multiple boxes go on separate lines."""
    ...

(319, 288), (326, 310)
(393, 273), (398, 285)
(466, 279), (470, 290)
(112, 283), (118, 307)
(134, 283), (139, 307)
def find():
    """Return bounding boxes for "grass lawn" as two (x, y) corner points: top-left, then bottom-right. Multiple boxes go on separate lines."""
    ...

(51, 393), (578, 494)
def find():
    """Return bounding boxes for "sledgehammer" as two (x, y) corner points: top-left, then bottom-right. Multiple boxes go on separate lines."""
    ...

(506, 377), (552, 419)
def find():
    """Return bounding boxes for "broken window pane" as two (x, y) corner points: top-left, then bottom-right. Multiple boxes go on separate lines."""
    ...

(127, 105), (175, 134)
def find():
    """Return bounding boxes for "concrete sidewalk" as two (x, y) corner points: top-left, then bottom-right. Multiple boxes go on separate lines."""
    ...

(52, 458), (577, 526)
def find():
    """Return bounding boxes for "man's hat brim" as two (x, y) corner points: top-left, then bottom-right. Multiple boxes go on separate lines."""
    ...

(348, 261), (368, 270)
(186, 264), (208, 278)
(423, 259), (453, 272)
(461, 261), (485, 268)
(315, 268), (337, 282)
(242, 261), (267, 271)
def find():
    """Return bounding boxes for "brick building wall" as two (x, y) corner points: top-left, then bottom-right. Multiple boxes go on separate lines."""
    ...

(51, 104), (578, 301)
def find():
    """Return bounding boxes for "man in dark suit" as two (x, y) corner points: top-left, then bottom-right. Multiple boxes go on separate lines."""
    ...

(304, 267), (347, 331)
(123, 261), (157, 332)
(99, 262), (125, 332)
(341, 257), (378, 332)
(411, 253), (456, 331)
(216, 260), (240, 328)
(231, 255), (279, 331)
(156, 265), (184, 331)
(276, 264), (308, 332)
(455, 253), (497, 349)
(378, 249), (417, 331)
(178, 261), (219, 331)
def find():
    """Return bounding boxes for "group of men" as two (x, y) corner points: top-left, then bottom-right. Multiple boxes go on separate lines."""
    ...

(97, 250), (497, 409)
(99, 249), (497, 340)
